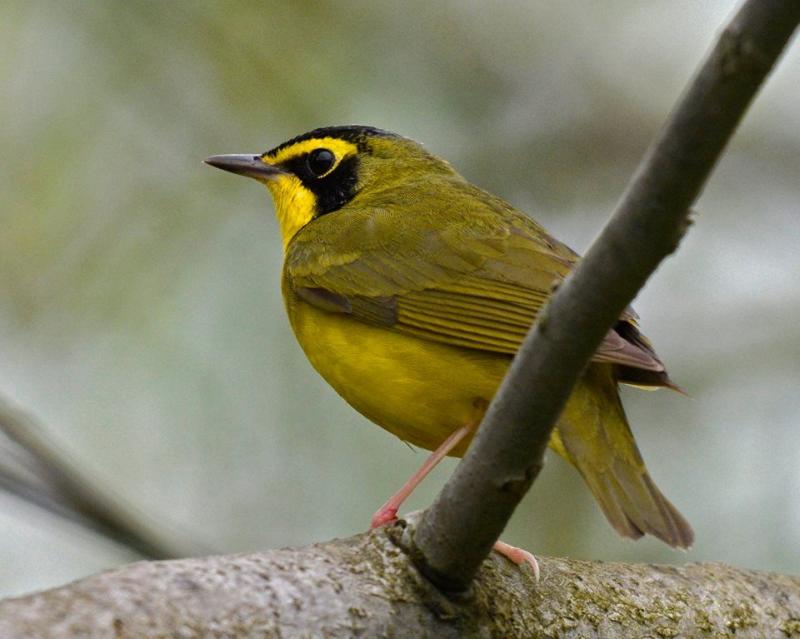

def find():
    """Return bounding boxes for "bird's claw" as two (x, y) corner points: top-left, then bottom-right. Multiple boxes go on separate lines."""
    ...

(493, 540), (540, 582)
(370, 505), (399, 529)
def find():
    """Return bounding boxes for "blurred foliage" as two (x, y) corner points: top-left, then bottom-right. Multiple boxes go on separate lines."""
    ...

(0, 1), (798, 597)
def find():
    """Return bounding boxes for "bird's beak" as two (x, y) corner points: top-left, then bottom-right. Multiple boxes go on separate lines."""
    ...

(204, 154), (286, 181)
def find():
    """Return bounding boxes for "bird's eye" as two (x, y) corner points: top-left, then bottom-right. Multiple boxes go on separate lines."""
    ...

(307, 148), (336, 177)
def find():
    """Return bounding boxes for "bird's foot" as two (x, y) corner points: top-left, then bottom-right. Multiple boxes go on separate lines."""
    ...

(493, 540), (540, 582)
(370, 504), (398, 529)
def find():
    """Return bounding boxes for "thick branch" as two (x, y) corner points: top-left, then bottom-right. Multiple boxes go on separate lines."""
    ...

(2, 4), (798, 636)
(1, 520), (798, 638)
(413, 0), (800, 590)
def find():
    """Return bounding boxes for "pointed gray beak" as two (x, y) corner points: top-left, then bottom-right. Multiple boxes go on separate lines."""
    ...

(204, 154), (286, 180)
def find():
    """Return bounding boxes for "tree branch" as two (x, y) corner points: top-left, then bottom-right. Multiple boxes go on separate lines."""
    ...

(1, 521), (798, 638)
(412, 0), (800, 591)
(2, 2), (799, 635)
(0, 397), (206, 560)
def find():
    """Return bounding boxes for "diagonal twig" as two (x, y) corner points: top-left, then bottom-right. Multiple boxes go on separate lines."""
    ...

(412, 0), (800, 591)
(0, 397), (208, 560)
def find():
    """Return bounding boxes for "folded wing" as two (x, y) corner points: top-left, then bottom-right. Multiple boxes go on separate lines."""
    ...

(286, 178), (670, 381)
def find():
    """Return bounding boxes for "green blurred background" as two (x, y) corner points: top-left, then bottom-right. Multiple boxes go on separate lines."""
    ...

(1, 1), (798, 598)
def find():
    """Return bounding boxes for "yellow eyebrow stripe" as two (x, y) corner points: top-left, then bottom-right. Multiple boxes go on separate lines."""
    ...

(263, 137), (359, 167)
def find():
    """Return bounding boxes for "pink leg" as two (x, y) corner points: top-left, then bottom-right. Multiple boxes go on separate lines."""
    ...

(493, 541), (540, 581)
(371, 423), (473, 529)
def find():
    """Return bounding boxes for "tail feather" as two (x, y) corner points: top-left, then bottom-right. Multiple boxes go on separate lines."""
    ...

(551, 364), (694, 549)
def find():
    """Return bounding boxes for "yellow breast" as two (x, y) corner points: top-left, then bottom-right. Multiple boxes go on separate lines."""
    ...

(282, 281), (509, 455)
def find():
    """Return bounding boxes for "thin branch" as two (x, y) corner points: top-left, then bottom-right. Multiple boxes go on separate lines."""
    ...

(413, 0), (800, 591)
(0, 397), (208, 560)
(1, 524), (798, 638)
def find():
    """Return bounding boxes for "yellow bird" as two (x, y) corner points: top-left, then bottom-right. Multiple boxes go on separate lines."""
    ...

(206, 125), (693, 566)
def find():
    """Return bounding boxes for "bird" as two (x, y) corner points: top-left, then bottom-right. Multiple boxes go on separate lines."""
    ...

(205, 125), (694, 570)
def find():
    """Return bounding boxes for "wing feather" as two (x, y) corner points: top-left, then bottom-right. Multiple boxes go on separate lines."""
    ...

(286, 177), (667, 375)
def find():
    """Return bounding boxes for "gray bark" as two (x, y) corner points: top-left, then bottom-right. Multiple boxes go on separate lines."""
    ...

(414, 0), (800, 591)
(2, 519), (798, 638)
(1, 1), (799, 637)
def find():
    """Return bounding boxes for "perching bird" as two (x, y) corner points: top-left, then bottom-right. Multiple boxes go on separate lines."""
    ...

(206, 125), (693, 568)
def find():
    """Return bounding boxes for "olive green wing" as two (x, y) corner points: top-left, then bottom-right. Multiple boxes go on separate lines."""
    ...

(286, 179), (665, 373)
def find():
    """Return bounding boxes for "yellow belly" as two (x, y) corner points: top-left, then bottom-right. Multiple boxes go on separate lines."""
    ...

(284, 290), (510, 456)
(281, 283), (692, 548)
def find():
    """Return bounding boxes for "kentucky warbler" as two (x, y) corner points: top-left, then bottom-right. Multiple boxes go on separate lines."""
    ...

(206, 125), (693, 557)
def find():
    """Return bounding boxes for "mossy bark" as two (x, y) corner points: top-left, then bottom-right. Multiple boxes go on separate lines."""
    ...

(2, 520), (798, 638)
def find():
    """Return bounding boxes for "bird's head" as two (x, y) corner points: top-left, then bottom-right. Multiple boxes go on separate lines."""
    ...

(205, 125), (457, 248)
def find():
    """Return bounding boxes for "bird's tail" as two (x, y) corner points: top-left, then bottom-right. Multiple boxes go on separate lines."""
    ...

(550, 364), (694, 548)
